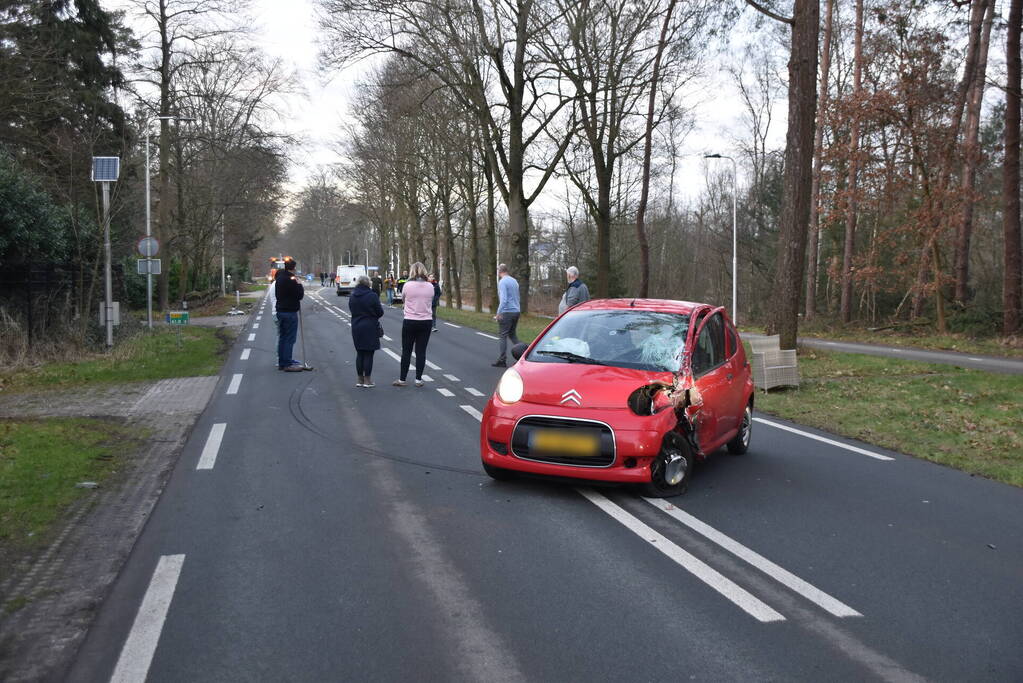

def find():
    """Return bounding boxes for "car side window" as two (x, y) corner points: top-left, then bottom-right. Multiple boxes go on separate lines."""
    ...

(692, 313), (725, 375)
(725, 322), (737, 358)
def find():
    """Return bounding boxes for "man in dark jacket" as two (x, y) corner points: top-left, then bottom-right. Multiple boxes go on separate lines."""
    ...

(430, 274), (442, 332)
(371, 273), (383, 296)
(349, 275), (384, 387)
(275, 258), (305, 371)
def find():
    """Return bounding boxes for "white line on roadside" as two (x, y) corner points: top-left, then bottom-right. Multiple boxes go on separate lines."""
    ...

(240, 348), (251, 360)
(226, 373), (243, 395)
(643, 498), (861, 618)
(460, 405), (483, 421)
(444, 374), (460, 382)
(197, 423), (226, 470)
(968, 357), (983, 362)
(579, 490), (784, 623)
(465, 387), (485, 397)
(109, 554), (186, 683)
(247, 333), (255, 341)
(753, 418), (894, 461)
(437, 388), (455, 397)
(444, 322), (461, 328)
(476, 331), (499, 340)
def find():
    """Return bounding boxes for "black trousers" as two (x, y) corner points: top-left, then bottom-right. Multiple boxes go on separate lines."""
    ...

(355, 349), (375, 377)
(400, 319), (432, 381)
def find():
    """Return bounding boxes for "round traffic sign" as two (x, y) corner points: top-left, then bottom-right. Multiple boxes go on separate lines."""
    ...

(137, 236), (160, 257)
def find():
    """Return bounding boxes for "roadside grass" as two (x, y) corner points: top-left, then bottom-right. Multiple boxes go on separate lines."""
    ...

(754, 348), (1023, 487)
(435, 306), (553, 343)
(187, 295), (255, 318)
(0, 418), (144, 551)
(739, 322), (1023, 358)
(0, 326), (229, 392)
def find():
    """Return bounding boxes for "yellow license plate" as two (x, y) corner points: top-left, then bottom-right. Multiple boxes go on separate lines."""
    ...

(531, 430), (600, 457)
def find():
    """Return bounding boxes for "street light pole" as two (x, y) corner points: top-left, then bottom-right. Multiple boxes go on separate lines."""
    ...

(145, 114), (195, 329)
(221, 215), (226, 296)
(705, 153), (738, 325)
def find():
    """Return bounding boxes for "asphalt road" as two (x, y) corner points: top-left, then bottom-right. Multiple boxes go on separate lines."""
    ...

(743, 333), (1023, 375)
(67, 287), (1023, 682)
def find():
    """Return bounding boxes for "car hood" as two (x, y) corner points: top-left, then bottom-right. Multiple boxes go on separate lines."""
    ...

(514, 360), (674, 409)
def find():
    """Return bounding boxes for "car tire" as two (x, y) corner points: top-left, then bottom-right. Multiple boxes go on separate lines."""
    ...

(727, 403), (753, 455)
(642, 436), (692, 498)
(482, 461), (515, 481)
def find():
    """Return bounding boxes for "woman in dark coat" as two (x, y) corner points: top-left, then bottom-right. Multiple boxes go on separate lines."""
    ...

(349, 275), (384, 387)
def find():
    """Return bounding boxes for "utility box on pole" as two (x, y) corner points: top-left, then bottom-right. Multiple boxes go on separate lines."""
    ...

(92, 157), (120, 349)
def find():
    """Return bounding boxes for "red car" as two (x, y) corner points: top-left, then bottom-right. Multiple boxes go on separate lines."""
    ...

(480, 299), (754, 497)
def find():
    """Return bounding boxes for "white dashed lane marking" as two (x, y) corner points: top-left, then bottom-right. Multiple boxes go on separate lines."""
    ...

(460, 405), (483, 421)
(247, 333), (256, 341)
(444, 322), (461, 328)
(579, 490), (784, 623)
(384, 335), (393, 341)
(476, 332), (499, 340)
(226, 374), (243, 395)
(109, 554), (186, 683)
(240, 348), (251, 360)
(252, 323), (259, 329)
(197, 423), (226, 470)
(465, 388), (485, 397)
(444, 374), (460, 382)
(437, 388), (454, 397)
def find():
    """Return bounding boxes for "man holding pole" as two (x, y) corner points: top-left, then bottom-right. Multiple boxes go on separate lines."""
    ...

(275, 258), (305, 371)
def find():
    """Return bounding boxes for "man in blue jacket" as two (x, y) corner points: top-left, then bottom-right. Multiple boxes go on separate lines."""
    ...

(492, 264), (520, 367)
(275, 258), (305, 371)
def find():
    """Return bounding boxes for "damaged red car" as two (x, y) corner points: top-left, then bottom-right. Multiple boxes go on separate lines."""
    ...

(479, 299), (754, 497)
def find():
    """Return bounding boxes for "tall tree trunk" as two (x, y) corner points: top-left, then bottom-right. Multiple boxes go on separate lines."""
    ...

(157, 0), (172, 312)
(1005, 0), (1023, 335)
(485, 155), (499, 313)
(635, 0), (678, 299)
(840, 0), (864, 324)
(955, 0), (995, 304)
(764, 0), (820, 349)
(805, 0), (835, 322)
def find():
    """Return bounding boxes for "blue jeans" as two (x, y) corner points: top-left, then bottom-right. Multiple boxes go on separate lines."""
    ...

(277, 311), (298, 368)
(386, 288), (393, 305)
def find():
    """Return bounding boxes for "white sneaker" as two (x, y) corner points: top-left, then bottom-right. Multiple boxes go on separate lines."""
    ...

(363, 380), (375, 388)
(415, 379), (425, 387)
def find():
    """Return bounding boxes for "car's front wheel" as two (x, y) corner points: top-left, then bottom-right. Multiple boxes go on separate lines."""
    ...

(727, 403), (753, 455)
(643, 436), (692, 498)
(482, 461), (515, 481)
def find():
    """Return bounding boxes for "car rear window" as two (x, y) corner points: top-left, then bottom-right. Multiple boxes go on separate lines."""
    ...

(528, 310), (689, 372)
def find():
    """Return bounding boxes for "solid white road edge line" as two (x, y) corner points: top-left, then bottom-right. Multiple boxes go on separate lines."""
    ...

(109, 554), (186, 683)
(465, 387), (485, 397)
(247, 333), (255, 341)
(753, 418), (894, 461)
(460, 405), (484, 421)
(197, 423), (227, 470)
(437, 388), (455, 397)
(476, 331), (499, 340)
(240, 348), (251, 360)
(226, 374), (243, 395)
(643, 498), (861, 618)
(578, 490), (785, 623)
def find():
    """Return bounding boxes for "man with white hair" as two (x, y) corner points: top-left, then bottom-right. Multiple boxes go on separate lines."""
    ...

(558, 266), (590, 314)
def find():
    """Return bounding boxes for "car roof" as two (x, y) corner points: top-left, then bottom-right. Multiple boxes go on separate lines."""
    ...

(571, 298), (706, 315)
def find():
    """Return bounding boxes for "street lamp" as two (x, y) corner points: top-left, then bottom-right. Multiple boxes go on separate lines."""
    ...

(145, 114), (195, 328)
(704, 153), (738, 324)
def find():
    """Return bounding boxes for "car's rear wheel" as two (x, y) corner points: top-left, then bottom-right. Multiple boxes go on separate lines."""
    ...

(643, 436), (692, 498)
(482, 461), (515, 481)
(727, 403), (753, 455)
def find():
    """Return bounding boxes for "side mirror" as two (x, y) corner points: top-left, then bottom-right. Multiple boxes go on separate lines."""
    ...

(511, 342), (528, 361)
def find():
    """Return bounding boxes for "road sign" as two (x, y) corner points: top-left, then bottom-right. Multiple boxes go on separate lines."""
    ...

(137, 258), (162, 275)
(167, 311), (189, 325)
(98, 301), (120, 326)
(91, 157), (120, 182)
(137, 236), (160, 257)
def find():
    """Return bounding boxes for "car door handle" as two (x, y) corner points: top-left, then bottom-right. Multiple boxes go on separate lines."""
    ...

(726, 373), (733, 381)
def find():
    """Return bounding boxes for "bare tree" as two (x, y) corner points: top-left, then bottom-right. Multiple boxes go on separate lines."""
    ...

(1006, 0), (1023, 335)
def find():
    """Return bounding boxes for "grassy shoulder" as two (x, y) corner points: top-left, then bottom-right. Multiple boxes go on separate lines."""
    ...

(755, 348), (1023, 487)
(0, 418), (144, 551)
(1, 326), (230, 392)
(187, 294), (255, 317)
(436, 305), (553, 343)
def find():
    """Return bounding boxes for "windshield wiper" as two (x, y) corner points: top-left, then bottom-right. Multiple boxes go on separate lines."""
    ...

(536, 350), (608, 365)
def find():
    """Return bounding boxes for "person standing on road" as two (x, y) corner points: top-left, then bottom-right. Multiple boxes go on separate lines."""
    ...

(371, 272), (383, 297)
(275, 258), (305, 371)
(393, 262), (434, 387)
(430, 273), (442, 332)
(492, 263), (520, 367)
(558, 266), (591, 314)
(349, 274), (384, 388)
(384, 274), (395, 307)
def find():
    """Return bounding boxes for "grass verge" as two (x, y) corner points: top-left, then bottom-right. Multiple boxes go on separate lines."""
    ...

(0, 326), (230, 392)
(436, 306), (553, 344)
(187, 295), (255, 317)
(0, 418), (144, 550)
(755, 348), (1023, 487)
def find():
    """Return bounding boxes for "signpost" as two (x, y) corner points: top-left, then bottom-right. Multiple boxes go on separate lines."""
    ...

(167, 310), (189, 347)
(92, 157), (119, 349)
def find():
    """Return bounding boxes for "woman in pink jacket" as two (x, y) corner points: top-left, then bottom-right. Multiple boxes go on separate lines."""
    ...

(393, 262), (435, 387)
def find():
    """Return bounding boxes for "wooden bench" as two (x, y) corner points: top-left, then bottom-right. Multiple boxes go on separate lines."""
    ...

(748, 334), (799, 391)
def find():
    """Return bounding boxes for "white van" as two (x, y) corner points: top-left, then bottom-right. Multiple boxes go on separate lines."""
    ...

(336, 264), (368, 296)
